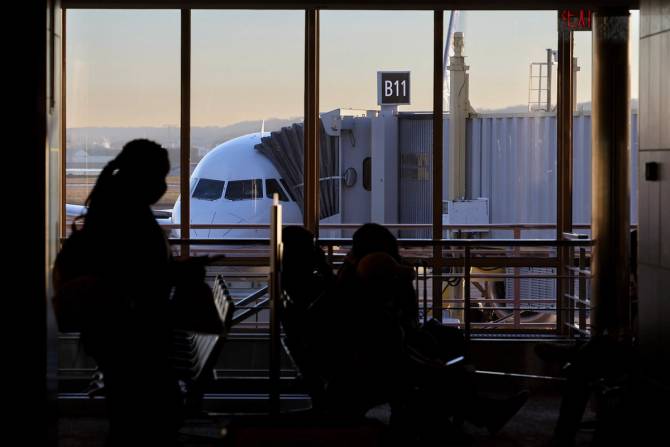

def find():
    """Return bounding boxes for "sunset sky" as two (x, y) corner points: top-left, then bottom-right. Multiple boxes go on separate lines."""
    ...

(66, 9), (639, 128)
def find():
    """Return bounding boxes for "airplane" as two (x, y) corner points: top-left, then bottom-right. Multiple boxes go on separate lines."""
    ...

(171, 132), (303, 240)
(66, 132), (305, 241)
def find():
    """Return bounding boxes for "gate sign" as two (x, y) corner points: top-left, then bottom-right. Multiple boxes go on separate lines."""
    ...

(377, 71), (410, 106)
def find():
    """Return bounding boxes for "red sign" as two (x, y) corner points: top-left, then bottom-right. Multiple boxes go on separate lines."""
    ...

(559, 9), (592, 31)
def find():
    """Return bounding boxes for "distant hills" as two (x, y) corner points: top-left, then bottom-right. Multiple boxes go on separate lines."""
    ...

(66, 116), (302, 165)
(67, 99), (640, 167)
(476, 99), (638, 114)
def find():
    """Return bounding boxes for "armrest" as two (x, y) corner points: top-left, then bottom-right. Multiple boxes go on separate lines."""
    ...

(405, 344), (464, 369)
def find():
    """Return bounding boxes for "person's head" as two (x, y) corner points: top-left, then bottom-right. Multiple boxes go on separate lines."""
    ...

(282, 226), (324, 279)
(356, 252), (415, 283)
(86, 139), (170, 211)
(281, 226), (332, 300)
(351, 223), (400, 262)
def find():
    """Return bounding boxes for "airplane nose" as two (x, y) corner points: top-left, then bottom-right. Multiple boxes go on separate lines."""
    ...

(211, 213), (246, 238)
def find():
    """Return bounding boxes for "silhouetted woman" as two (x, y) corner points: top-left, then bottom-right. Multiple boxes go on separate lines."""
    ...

(336, 223), (529, 442)
(74, 139), (183, 446)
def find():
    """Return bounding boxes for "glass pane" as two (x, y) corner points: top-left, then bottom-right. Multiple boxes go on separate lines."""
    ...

(319, 11), (434, 239)
(444, 11), (558, 240)
(279, 178), (296, 202)
(265, 179), (289, 202)
(225, 179), (262, 201)
(193, 178), (225, 201)
(65, 10), (180, 234)
(184, 10), (304, 241)
(439, 11), (560, 333)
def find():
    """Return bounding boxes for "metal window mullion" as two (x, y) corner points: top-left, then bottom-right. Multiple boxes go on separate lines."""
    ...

(180, 9), (191, 256)
(432, 9), (444, 323)
(61, 8), (67, 238)
(556, 23), (573, 335)
(304, 9), (319, 236)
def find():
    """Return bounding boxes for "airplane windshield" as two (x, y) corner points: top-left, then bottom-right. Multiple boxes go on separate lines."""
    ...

(279, 178), (296, 202)
(265, 179), (289, 202)
(193, 178), (225, 201)
(225, 179), (263, 201)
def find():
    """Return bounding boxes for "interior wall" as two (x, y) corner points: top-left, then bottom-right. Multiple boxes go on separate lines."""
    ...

(46, 0), (63, 444)
(637, 0), (670, 388)
(10, 0), (50, 444)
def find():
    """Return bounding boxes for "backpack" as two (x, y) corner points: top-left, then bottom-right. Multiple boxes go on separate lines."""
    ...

(52, 227), (103, 332)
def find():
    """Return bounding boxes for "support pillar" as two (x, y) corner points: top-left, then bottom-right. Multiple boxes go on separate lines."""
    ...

(556, 24), (573, 335)
(591, 10), (631, 338)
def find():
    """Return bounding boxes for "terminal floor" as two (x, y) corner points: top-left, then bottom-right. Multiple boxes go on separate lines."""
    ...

(58, 390), (597, 446)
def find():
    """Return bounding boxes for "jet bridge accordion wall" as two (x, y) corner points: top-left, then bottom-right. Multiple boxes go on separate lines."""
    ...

(255, 120), (340, 220)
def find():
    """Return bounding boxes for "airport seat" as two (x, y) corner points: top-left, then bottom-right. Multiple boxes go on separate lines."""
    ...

(86, 273), (235, 413)
(169, 273), (235, 412)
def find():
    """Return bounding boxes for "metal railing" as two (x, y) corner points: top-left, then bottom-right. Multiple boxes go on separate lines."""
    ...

(154, 232), (593, 337)
(58, 222), (595, 337)
(562, 232), (591, 337)
(55, 226), (593, 403)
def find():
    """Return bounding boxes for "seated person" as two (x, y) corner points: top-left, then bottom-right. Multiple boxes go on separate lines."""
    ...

(350, 247), (529, 440)
(338, 223), (465, 364)
(283, 224), (528, 442)
(281, 226), (383, 415)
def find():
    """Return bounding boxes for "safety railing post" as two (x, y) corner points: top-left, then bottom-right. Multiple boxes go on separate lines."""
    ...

(269, 194), (282, 415)
(567, 244), (575, 337)
(464, 246), (471, 342)
(578, 247), (587, 332)
(513, 227), (521, 329)
(423, 260), (429, 323)
(421, 261), (428, 324)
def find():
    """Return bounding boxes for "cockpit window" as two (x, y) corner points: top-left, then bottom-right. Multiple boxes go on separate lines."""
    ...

(279, 178), (296, 201)
(193, 178), (225, 201)
(225, 179), (262, 201)
(265, 179), (289, 202)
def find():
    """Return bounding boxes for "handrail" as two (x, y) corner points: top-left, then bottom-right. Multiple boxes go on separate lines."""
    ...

(60, 221), (632, 231)
(152, 222), (597, 230)
(233, 286), (269, 308)
(562, 232), (589, 240)
(163, 237), (593, 247)
(231, 297), (270, 326)
(316, 238), (593, 247)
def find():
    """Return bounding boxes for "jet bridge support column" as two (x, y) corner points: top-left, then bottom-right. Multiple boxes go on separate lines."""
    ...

(591, 10), (631, 338)
(445, 30), (469, 324)
(370, 105), (398, 226)
(447, 32), (470, 202)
